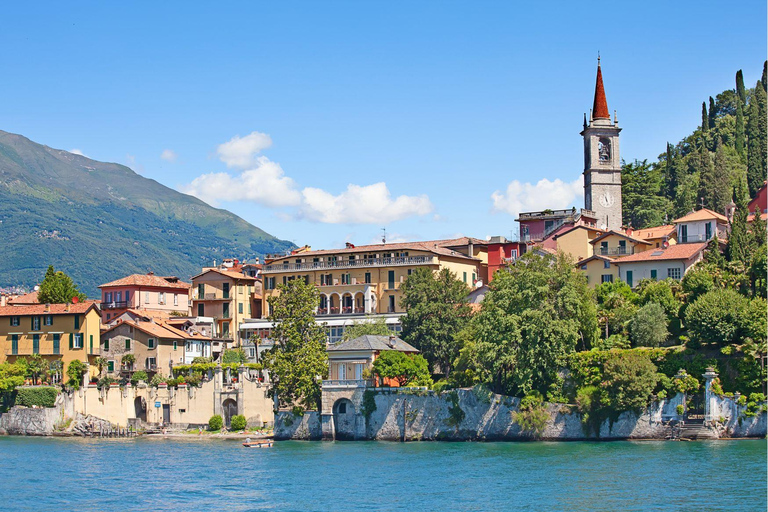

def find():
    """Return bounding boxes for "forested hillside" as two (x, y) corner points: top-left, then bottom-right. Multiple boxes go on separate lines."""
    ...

(622, 62), (767, 228)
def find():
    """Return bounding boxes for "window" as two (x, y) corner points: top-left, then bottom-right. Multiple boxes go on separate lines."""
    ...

(238, 303), (243, 314)
(581, 264), (587, 270)
(107, 360), (114, 372)
(74, 315), (80, 329)
(472, 273), (476, 284)
(53, 334), (60, 354)
(338, 364), (346, 380)
(125, 291), (130, 303)
(239, 285), (243, 295)
(668, 268), (681, 280)
(388, 271), (395, 289)
(145, 357), (156, 369)
(105, 292), (112, 303)
(10, 316), (20, 327)
(618, 240), (627, 255)
(32, 316), (41, 331)
(601, 274), (614, 283)
(145, 291), (150, 303)
(626, 270), (633, 288)
(604, 260), (611, 269)
(407, 269), (412, 276)
(106, 314), (111, 320)
(44, 315), (53, 326)
(198, 283), (205, 298)
(125, 339), (131, 351)
(266, 277), (275, 290)
(90, 335), (93, 354)
(705, 222), (712, 240)
(11, 335), (18, 355)
(600, 241), (608, 255)
(680, 224), (688, 243)
(249, 348), (255, 358)
(173, 294), (178, 306)
(223, 302), (230, 318)
(341, 273), (350, 285)
(173, 341), (178, 351)
(104, 338), (110, 351)
(197, 304), (205, 316)
(650, 269), (657, 280)
(223, 283), (230, 299)
(73, 334), (83, 349)
(32, 334), (40, 354)
(388, 295), (396, 313)
(158, 292), (165, 304)
(148, 338), (156, 349)
(463, 272), (467, 283)
(222, 323), (230, 337)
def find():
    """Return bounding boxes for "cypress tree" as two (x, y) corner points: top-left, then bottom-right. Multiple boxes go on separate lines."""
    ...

(698, 143), (715, 209)
(701, 102), (708, 132)
(752, 209), (766, 250)
(762, 60), (767, 92)
(736, 70), (746, 104)
(711, 140), (732, 214)
(665, 142), (677, 197)
(726, 183), (752, 264)
(735, 98), (745, 158)
(747, 82), (767, 197)
(708, 96), (717, 129)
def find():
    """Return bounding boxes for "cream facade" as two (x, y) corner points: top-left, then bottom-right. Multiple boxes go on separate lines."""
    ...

(99, 273), (191, 323)
(191, 269), (257, 346)
(100, 321), (187, 377)
(577, 255), (619, 287)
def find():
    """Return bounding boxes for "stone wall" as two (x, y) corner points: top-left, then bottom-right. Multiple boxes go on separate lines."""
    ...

(276, 388), (768, 441)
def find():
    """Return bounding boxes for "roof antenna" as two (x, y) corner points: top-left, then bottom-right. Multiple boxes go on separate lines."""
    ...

(381, 227), (387, 244)
(597, 51), (600, 66)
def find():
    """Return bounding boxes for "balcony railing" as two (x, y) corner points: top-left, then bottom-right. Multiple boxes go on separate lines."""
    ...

(595, 247), (635, 257)
(322, 379), (372, 389)
(262, 255), (437, 274)
(195, 293), (230, 301)
(5, 348), (61, 356)
(102, 301), (129, 310)
(679, 230), (727, 244)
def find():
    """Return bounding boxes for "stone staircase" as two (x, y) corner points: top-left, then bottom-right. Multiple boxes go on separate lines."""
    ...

(678, 422), (719, 440)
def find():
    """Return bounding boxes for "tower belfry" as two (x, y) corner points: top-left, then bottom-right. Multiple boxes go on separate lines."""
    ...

(581, 57), (622, 231)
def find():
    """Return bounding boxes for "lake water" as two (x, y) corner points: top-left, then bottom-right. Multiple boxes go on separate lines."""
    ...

(0, 437), (765, 511)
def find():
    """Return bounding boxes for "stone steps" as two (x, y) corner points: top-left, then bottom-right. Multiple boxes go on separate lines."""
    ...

(679, 423), (718, 440)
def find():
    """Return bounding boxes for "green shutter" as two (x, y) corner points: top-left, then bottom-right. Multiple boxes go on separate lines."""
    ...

(69, 333), (74, 350)
(90, 335), (93, 354)
(31, 317), (34, 329)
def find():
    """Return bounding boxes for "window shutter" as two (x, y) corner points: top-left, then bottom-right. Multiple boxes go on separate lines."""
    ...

(31, 317), (34, 329)
(69, 333), (74, 350)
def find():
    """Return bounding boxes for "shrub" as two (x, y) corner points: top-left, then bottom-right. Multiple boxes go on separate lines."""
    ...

(66, 360), (86, 390)
(97, 376), (118, 389)
(629, 303), (669, 347)
(593, 334), (631, 350)
(221, 348), (248, 364)
(685, 289), (748, 345)
(672, 371), (700, 395)
(15, 387), (59, 408)
(150, 374), (167, 387)
(432, 379), (455, 394)
(601, 351), (658, 412)
(208, 414), (223, 431)
(676, 404), (685, 416)
(361, 390), (377, 420)
(230, 415), (247, 431)
(512, 391), (549, 438)
(130, 370), (148, 385)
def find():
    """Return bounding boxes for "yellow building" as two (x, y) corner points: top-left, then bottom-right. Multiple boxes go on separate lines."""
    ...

(261, 238), (484, 318)
(552, 225), (604, 262)
(0, 302), (101, 378)
(576, 255), (619, 287)
(589, 231), (652, 258)
(190, 268), (257, 347)
(631, 225), (677, 249)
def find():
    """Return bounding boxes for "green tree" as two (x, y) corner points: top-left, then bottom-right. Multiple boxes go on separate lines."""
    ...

(735, 97), (745, 158)
(400, 268), (472, 376)
(747, 82), (767, 197)
(601, 351), (658, 412)
(37, 265), (87, 304)
(0, 362), (26, 392)
(635, 279), (682, 322)
(736, 70), (746, 105)
(628, 303), (669, 347)
(66, 360), (86, 389)
(595, 280), (638, 339)
(685, 289), (753, 345)
(621, 159), (672, 228)
(726, 183), (753, 264)
(681, 267), (714, 303)
(372, 351), (431, 387)
(470, 253), (598, 397)
(341, 317), (392, 341)
(708, 96), (717, 130)
(221, 348), (248, 364)
(701, 101), (708, 132)
(262, 279), (328, 411)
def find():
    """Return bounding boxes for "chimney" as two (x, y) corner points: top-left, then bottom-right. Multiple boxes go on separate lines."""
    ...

(388, 335), (396, 348)
(44, 303), (51, 312)
(626, 226), (633, 236)
(65, 303), (70, 312)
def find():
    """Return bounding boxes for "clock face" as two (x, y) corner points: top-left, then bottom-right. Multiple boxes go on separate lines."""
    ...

(599, 191), (615, 208)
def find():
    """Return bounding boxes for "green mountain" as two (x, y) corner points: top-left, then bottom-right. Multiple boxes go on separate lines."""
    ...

(0, 130), (295, 296)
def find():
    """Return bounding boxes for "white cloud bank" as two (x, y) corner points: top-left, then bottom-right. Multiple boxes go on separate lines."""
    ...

(180, 132), (433, 224)
(160, 149), (178, 162)
(491, 178), (583, 218)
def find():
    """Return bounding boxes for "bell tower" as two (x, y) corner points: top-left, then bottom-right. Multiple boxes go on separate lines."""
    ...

(581, 57), (622, 231)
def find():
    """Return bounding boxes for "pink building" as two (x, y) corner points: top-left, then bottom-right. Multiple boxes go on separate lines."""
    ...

(98, 273), (191, 322)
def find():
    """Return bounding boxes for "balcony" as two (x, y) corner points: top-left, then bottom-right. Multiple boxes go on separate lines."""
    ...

(262, 255), (437, 274)
(595, 247), (635, 257)
(679, 231), (726, 244)
(322, 379), (372, 389)
(195, 293), (231, 301)
(316, 306), (366, 316)
(5, 348), (61, 356)
(102, 301), (129, 310)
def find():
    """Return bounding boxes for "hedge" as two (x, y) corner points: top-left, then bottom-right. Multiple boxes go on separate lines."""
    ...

(15, 387), (59, 408)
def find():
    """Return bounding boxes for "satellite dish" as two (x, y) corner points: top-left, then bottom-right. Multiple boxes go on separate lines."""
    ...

(72, 296), (80, 303)
(662, 241), (670, 249)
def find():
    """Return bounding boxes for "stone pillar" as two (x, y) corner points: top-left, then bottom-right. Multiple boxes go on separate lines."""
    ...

(703, 367), (718, 424)
(213, 365), (223, 416)
(237, 365), (246, 416)
(82, 362), (90, 389)
(321, 413), (335, 441)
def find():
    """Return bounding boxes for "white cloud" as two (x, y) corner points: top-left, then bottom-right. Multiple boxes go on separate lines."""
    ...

(160, 149), (177, 162)
(491, 178), (583, 218)
(300, 182), (433, 224)
(180, 156), (301, 208)
(70, 149), (88, 157)
(217, 131), (272, 169)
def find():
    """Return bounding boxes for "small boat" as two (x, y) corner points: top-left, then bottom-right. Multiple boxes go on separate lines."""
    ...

(243, 439), (274, 448)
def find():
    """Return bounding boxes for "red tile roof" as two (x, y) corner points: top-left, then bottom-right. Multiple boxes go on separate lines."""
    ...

(589, 230), (652, 246)
(267, 238), (481, 262)
(7, 291), (39, 305)
(631, 225), (675, 240)
(612, 242), (708, 264)
(0, 301), (99, 317)
(592, 61), (610, 120)
(672, 208), (728, 224)
(99, 274), (190, 290)
(191, 268), (258, 281)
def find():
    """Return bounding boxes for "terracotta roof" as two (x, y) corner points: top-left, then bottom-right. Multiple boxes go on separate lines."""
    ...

(672, 208), (728, 224)
(631, 225), (675, 240)
(0, 301), (99, 317)
(267, 238), (481, 262)
(7, 291), (39, 305)
(191, 268), (257, 281)
(592, 61), (610, 120)
(612, 242), (708, 264)
(102, 319), (184, 340)
(552, 225), (603, 240)
(99, 274), (190, 290)
(327, 335), (419, 353)
(575, 254), (613, 266)
(589, 230), (652, 246)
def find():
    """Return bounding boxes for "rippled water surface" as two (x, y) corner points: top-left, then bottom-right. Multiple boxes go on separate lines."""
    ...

(0, 437), (765, 511)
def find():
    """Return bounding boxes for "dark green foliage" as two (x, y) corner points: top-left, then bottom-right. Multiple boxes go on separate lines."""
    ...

(372, 351), (431, 387)
(621, 160), (672, 228)
(0, 131), (294, 295)
(708, 97), (717, 130)
(66, 360), (85, 390)
(685, 289), (765, 346)
(726, 183), (753, 264)
(701, 101), (708, 132)
(747, 81), (767, 197)
(444, 390), (465, 429)
(629, 303), (669, 348)
(0, 362), (26, 392)
(208, 415), (223, 431)
(512, 391), (549, 438)
(400, 268), (472, 375)
(681, 268), (714, 303)
(230, 415), (247, 431)
(221, 348), (248, 364)
(735, 98), (745, 158)
(37, 266), (86, 303)
(130, 370), (148, 385)
(361, 390), (377, 420)
(262, 279), (328, 411)
(736, 70), (746, 105)
(15, 386), (58, 408)
(595, 280), (638, 339)
(601, 351), (658, 411)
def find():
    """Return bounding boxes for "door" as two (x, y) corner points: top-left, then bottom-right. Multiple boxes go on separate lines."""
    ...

(222, 399), (238, 427)
(680, 225), (688, 243)
(388, 271), (395, 289)
(625, 271), (633, 288)
(162, 404), (171, 424)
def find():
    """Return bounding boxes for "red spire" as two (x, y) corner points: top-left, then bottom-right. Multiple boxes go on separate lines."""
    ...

(592, 57), (610, 120)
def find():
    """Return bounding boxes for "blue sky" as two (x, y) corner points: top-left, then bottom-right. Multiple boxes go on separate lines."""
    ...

(1, 1), (765, 250)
